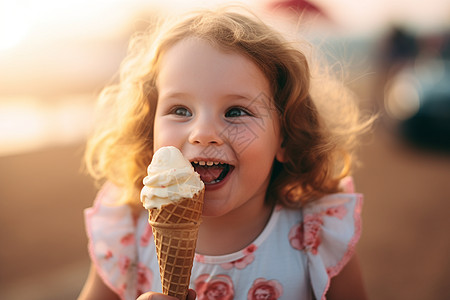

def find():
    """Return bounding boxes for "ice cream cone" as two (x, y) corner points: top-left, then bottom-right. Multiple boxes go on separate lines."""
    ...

(148, 189), (204, 300)
(141, 146), (205, 299)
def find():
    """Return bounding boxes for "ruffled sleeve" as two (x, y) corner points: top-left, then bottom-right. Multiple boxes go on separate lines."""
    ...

(293, 179), (363, 300)
(84, 182), (142, 300)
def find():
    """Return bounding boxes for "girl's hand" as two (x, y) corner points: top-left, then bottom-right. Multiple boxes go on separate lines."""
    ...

(136, 289), (196, 300)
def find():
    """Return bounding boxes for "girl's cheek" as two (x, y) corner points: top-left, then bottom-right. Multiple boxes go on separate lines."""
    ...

(222, 123), (259, 154)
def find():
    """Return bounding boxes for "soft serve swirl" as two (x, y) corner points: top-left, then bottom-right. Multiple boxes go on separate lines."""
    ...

(140, 146), (204, 209)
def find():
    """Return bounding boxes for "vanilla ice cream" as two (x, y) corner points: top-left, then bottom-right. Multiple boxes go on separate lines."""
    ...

(140, 146), (204, 209)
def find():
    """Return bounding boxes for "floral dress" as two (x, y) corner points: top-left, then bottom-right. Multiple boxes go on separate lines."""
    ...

(85, 177), (362, 300)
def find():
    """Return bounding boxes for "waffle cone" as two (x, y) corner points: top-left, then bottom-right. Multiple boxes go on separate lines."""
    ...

(148, 189), (204, 300)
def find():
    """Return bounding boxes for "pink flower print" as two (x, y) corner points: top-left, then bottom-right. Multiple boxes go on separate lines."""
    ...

(235, 254), (255, 269)
(220, 262), (233, 270)
(289, 214), (323, 254)
(136, 263), (153, 295)
(104, 250), (113, 260)
(288, 223), (303, 250)
(243, 244), (257, 255)
(221, 244), (257, 270)
(118, 283), (126, 298)
(140, 224), (153, 247)
(290, 204), (348, 255)
(302, 214), (323, 255)
(120, 233), (135, 246)
(195, 254), (206, 263)
(195, 274), (235, 300)
(247, 278), (283, 300)
(118, 255), (131, 275)
(221, 254), (255, 270)
(325, 205), (347, 220)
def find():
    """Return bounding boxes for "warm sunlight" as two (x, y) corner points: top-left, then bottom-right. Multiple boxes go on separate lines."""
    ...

(0, 0), (145, 52)
(0, 2), (30, 50)
(0, 95), (94, 156)
(0, 0), (449, 157)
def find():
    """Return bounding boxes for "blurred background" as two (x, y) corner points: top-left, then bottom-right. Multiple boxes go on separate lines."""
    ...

(1, 0), (449, 299)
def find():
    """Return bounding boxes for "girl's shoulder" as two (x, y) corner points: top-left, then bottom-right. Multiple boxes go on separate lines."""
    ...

(289, 177), (363, 299)
(84, 182), (153, 299)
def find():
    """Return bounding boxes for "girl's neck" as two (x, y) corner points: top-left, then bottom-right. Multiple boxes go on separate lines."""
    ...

(195, 199), (273, 256)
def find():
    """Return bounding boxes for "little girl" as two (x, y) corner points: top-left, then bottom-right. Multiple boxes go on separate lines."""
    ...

(78, 5), (371, 300)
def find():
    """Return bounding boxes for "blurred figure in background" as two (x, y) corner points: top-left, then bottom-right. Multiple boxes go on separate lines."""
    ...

(381, 27), (450, 151)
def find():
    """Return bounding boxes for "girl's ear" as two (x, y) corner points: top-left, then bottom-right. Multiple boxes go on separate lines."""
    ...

(275, 144), (287, 163)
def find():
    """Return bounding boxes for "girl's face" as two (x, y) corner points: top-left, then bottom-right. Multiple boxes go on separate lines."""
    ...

(153, 38), (284, 217)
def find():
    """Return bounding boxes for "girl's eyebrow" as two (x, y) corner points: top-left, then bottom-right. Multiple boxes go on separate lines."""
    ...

(159, 91), (258, 102)
(158, 91), (194, 101)
(223, 93), (254, 101)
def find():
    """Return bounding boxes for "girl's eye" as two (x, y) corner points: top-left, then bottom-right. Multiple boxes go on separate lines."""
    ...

(225, 107), (251, 118)
(170, 106), (192, 117)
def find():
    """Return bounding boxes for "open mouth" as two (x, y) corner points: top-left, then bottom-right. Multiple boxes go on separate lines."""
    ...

(191, 161), (233, 185)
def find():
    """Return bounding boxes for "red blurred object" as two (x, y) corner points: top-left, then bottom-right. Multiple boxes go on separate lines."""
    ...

(267, 0), (330, 20)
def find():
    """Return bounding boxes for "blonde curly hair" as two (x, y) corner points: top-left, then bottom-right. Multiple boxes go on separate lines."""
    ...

(84, 6), (373, 210)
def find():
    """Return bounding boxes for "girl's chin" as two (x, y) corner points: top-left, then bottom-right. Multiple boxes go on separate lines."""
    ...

(201, 197), (232, 218)
(201, 207), (227, 218)
(201, 169), (238, 217)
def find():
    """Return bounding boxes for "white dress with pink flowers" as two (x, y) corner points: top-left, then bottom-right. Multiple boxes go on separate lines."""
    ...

(84, 179), (362, 300)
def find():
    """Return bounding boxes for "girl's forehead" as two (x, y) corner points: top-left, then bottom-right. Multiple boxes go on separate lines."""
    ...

(159, 37), (245, 67)
(156, 37), (270, 97)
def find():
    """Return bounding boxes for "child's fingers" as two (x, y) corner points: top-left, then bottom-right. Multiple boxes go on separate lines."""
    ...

(135, 290), (196, 300)
(187, 289), (197, 300)
(136, 292), (178, 300)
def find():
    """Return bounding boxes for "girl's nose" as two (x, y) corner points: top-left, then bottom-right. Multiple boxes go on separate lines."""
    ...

(188, 116), (224, 146)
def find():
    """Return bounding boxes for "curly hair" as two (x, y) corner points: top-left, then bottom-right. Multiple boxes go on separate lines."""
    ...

(84, 6), (373, 210)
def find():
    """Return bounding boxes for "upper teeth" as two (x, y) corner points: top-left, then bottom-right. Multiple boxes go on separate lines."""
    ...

(193, 161), (222, 166)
